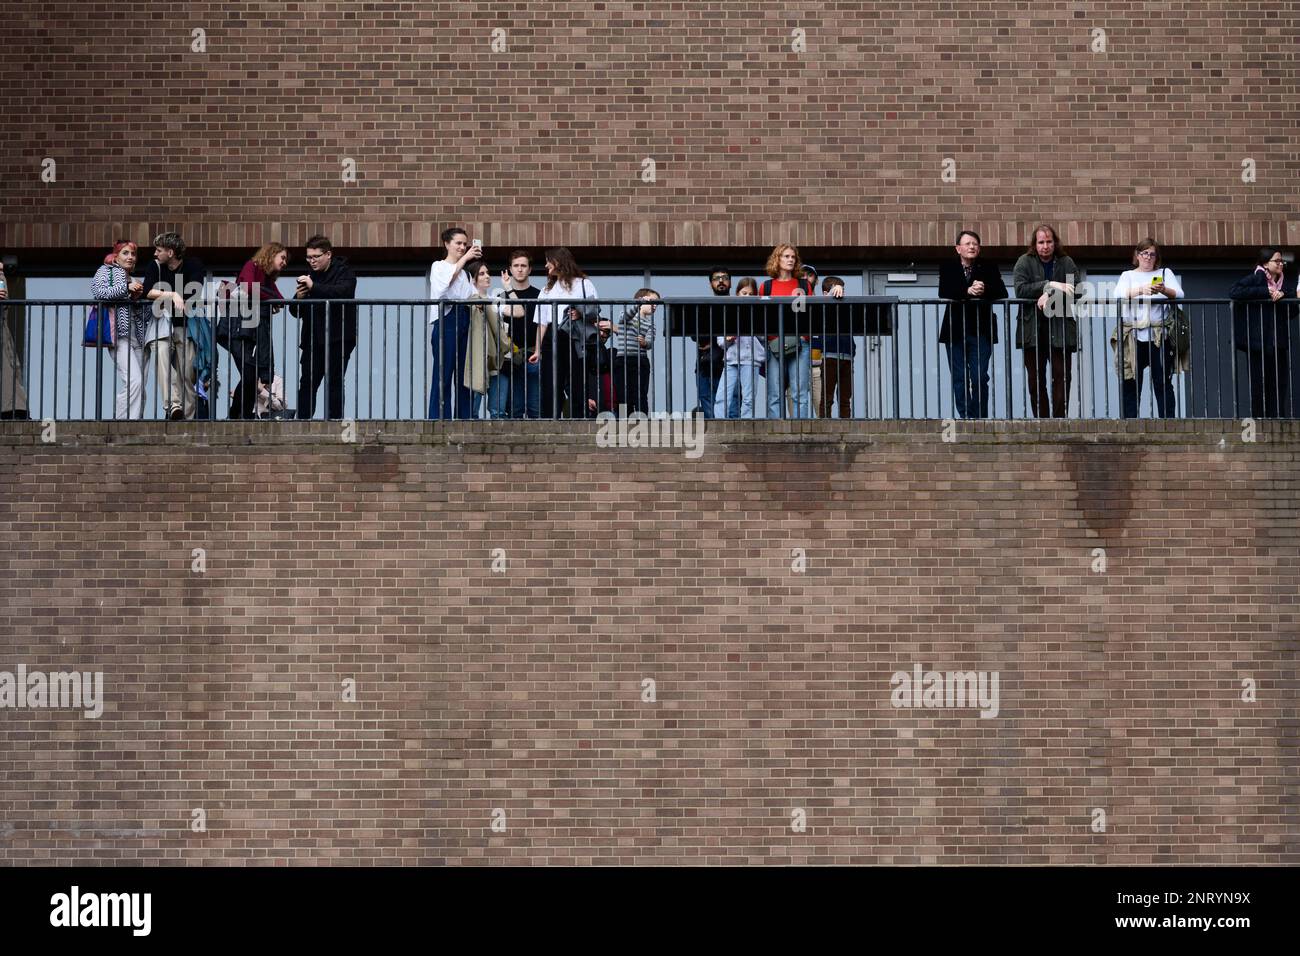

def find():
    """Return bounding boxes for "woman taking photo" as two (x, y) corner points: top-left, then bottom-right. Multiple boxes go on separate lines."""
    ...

(91, 240), (150, 419)
(219, 242), (287, 420)
(1113, 238), (1184, 419)
(427, 227), (481, 419)
(530, 247), (601, 418)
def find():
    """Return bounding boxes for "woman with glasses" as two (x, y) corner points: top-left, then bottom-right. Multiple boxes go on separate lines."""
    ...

(1112, 238), (1184, 418)
(1230, 247), (1298, 418)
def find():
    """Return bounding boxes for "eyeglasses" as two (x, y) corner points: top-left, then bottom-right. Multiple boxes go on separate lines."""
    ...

(305, 252), (327, 261)
(1137, 250), (1158, 258)
(711, 275), (730, 282)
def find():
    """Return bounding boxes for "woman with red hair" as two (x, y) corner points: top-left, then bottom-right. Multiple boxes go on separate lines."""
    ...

(91, 240), (150, 418)
(758, 243), (814, 419)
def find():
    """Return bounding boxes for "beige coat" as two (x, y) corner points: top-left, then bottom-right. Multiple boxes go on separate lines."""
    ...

(464, 295), (505, 395)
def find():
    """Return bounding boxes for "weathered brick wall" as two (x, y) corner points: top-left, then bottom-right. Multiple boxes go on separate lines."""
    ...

(1, 3), (1296, 256)
(0, 420), (1295, 864)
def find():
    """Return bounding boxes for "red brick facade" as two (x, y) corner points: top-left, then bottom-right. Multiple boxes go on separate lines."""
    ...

(0, 420), (1294, 864)
(1, 3), (1297, 260)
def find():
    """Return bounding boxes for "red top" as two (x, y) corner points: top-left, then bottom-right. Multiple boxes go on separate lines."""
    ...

(762, 277), (812, 340)
(237, 259), (285, 302)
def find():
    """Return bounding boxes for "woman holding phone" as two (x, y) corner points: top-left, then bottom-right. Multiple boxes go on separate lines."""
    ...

(427, 227), (482, 419)
(1112, 238), (1184, 418)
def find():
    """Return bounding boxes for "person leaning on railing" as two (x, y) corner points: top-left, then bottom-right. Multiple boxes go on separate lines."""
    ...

(815, 275), (855, 419)
(1012, 224), (1083, 419)
(608, 288), (659, 415)
(759, 243), (817, 419)
(1111, 238), (1184, 419)
(1229, 247), (1298, 419)
(938, 230), (1007, 420)
(91, 240), (150, 420)
(139, 232), (205, 421)
(219, 243), (287, 420)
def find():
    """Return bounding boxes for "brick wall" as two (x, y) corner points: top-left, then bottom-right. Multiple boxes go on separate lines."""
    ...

(0, 420), (1295, 864)
(1, 3), (1297, 258)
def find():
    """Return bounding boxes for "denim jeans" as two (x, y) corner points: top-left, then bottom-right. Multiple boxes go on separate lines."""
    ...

(473, 373), (511, 418)
(1122, 338), (1176, 419)
(499, 358), (541, 418)
(697, 372), (721, 419)
(716, 364), (758, 418)
(946, 332), (993, 419)
(765, 341), (812, 419)
(428, 305), (472, 419)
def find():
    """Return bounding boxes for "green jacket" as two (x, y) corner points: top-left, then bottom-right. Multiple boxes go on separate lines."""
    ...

(1012, 254), (1084, 351)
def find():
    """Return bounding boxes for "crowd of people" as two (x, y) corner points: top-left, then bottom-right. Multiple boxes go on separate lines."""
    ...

(0, 225), (1295, 423)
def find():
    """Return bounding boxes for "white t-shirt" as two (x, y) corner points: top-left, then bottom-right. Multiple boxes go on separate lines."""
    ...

(534, 277), (598, 328)
(428, 260), (474, 324)
(1115, 267), (1183, 342)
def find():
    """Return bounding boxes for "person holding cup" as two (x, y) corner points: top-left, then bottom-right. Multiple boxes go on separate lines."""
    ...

(91, 240), (151, 419)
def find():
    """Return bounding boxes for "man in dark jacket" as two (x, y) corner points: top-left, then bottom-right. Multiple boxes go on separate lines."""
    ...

(292, 235), (358, 419)
(1229, 247), (1298, 418)
(938, 230), (1008, 419)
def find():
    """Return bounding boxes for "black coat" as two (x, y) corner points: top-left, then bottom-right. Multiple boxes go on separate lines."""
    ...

(291, 255), (358, 338)
(1229, 269), (1297, 352)
(938, 258), (1008, 345)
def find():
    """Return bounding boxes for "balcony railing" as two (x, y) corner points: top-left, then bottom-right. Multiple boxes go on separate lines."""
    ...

(0, 297), (1294, 421)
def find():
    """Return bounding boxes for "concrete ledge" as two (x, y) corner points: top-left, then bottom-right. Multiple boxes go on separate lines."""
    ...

(2, 418), (1297, 449)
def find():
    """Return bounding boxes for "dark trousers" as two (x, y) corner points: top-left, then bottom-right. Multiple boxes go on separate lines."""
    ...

(946, 332), (993, 419)
(1245, 346), (1293, 418)
(567, 340), (603, 418)
(1024, 346), (1071, 418)
(612, 353), (652, 414)
(297, 318), (358, 420)
(820, 356), (853, 418)
(428, 306), (472, 420)
(223, 323), (273, 420)
(1122, 339), (1176, 418)
(539, 331), (568, 418)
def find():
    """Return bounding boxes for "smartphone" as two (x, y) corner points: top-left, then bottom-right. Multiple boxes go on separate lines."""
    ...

(472, 239), (483, 248)
(1151, 275), (1163, 285)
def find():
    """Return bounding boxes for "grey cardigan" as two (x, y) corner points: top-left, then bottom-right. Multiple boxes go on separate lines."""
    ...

(1012, 254), (1083, 351)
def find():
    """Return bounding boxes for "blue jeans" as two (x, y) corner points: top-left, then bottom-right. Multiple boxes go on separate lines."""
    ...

(765, 342), (812, 418)
(716, 364), (758, 418)
(946, 332), (993, 419)
(473, 373), (511, 418)
(428, 306), (473, 420)
(499, 358), (540, 418)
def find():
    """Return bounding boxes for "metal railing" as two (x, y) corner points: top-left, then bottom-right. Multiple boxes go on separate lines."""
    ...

(0, 297), (1295, 421)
